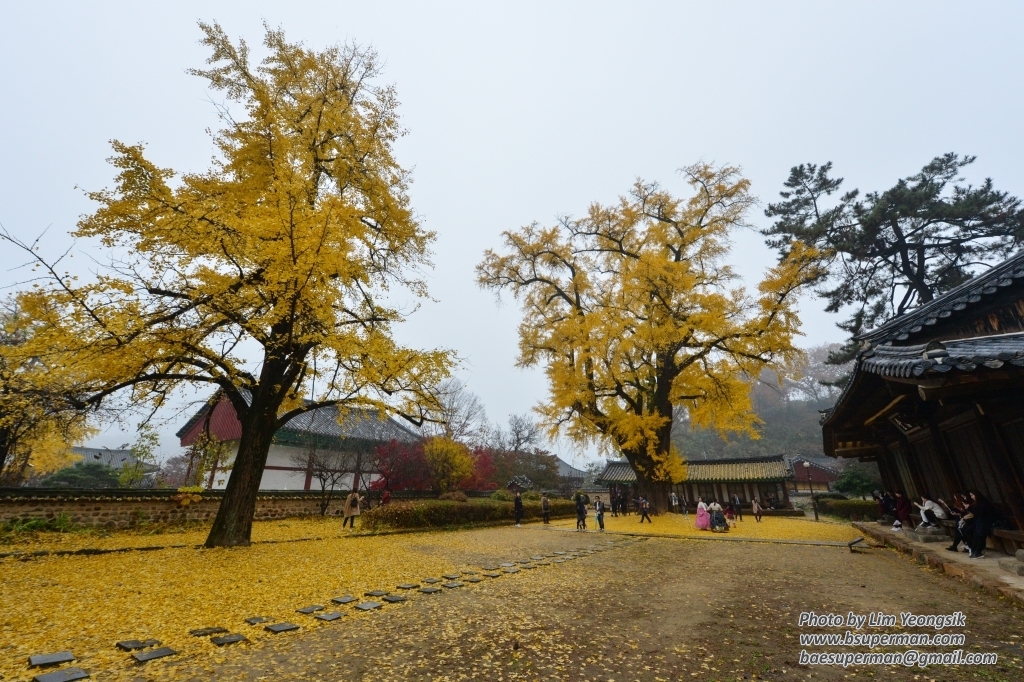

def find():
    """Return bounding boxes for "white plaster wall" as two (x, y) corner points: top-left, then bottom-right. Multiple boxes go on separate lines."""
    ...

(208, 442), (379, 491)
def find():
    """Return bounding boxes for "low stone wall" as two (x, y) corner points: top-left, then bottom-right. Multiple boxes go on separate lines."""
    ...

(0, 489), (351, 528)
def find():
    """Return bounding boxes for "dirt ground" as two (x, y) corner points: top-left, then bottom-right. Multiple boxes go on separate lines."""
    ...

(148, 525), (1024, 682)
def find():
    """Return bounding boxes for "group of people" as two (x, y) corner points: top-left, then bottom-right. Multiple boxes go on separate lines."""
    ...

(875, 489), (994, 559)
(693, 495), (765, 531)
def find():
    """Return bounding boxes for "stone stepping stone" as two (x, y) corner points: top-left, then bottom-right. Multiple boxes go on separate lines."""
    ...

(552, 551), (566, 555)
(189, 627), (228, 637)
(245, 617), (271, 625)
(442, 581), (464, 588)
(551, 558), (565, 563)
(332, 595), (357, 605)
(516, 559), (533, 564)
(315, 611), (344, 622)
(297, 605), (325, 614)
(396, 583), (419, 590)
(481, 565), (500, 571)
(33, 668), (89, 682)
(364, 590), (389, 597)
(356, 602), (382, 611)
(422, 578), (441, 584)
(464, 576), (484, 583)
(132, 647), (177, 663)
(463, 570), (479, 574)
(115, 640), (160, 652)
(265, 623), (300, 634)
(29, 652), (75, 667)
(211, 634), (246, 646)
(482, 572), (501, 578)
(419, 586), (442, 594)
(442, 573), (462, 580)
(521, 564), (537, 569)
(500, 562), (516, 567)
(530, 556), (545, 561)
(535, 561), (551, 566)
(502, 567), (520, 574)
(383, 594), (407, 603)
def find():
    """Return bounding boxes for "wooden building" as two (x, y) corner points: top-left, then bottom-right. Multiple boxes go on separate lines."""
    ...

(786, 456), (840, 494)
(595, 456), (794, 509)
(821, 251), (1024, 536)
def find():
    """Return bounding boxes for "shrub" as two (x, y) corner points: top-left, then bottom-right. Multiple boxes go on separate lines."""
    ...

(361, 498), (576, 531)
(816, 498), (879, 520)
(490, 489), (514, 501)
(522, 491), (541, 501)
(812, 492), (848, 501)
(423, 437), (474, 493)
(438, 491), (468, 502)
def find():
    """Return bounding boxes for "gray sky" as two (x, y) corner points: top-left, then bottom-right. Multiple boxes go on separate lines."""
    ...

(2, 2), (1023, 464)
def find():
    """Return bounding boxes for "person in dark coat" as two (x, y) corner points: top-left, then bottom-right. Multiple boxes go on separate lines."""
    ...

(893, 491), (912, 529)
(966, 491), (993, 559)
(575, 494), (587, 531)
(638, 497), (652, 524)
(541, 493), (551, 524)
(513, 491), (524, 527)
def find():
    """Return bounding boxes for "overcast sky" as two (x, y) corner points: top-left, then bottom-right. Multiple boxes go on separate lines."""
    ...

(2, 2), (1023, 464)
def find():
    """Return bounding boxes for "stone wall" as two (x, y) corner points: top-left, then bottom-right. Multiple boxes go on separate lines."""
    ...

(0, 489), (349, 529)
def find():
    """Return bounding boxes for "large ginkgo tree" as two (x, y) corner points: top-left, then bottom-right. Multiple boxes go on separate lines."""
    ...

(8, 23), (452, 546)
(477, 164), (822, 509)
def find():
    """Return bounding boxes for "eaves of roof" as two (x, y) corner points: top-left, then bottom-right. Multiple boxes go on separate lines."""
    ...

(859, 331), (1024, 379)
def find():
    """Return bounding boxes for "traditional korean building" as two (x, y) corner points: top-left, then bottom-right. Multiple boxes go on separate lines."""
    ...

(595, 455), (794, 508)
(821, 251), (1024, 536)
(177, 394), (420, 490)
(785, 456), (840, 494)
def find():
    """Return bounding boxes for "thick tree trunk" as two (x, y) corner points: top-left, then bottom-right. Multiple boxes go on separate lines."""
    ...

(204, 396), (278, 548)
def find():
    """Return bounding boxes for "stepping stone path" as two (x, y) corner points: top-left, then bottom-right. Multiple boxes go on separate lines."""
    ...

(442, 581), (464, 589)
(502, 567), (520, 574)
(211, 634), (246, 646)
(33, 668), (89, 682)
(551, 558), (564, 563)
(383, 594), (407, 603)
(521, 564), (537, 569)
(530, 556), (545, 561)
(29, 652), (75, 667)
(297, 605), (324, 614)
(482, 572), (501, 578)
(396, 583), (419, 590)
(245, 617), (271, 625)
(535, 561), (550, 566)
(115, 640), (160, 652)
(500, 562), (516, 567)
(464, 576), (484, 583)
(132, 647), (177, 663)
(364, 590), (389, 597)
(332, 595), (357, 605)
(422, 578), (441, 584)
(481, 565), (500, 571)
(356, 602), (382, 611)
(553, 551), (566, 555)
(463, 570), (479, 574)
(265, 623), (300, 633)
(442, 573), (461, 580)
(419, 586), (442, 594)
(315, 611), (344, 622)
(190, 627), (228, 637)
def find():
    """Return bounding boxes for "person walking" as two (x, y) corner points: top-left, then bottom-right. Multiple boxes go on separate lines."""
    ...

(639, 497), (652, 524)
(575, 493), (587, 531)
(514, 491), (525, 527)
(343, 489), (363, 529)
(541, 493), (551, 524)
(594, 495), (606, 531)
(669, 491), (679, 514)
(732, 493), (743, 521)
(751, 496), (763, 523)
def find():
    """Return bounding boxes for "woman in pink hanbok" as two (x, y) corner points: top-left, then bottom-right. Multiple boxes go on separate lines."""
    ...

(695, 497), (711, 530)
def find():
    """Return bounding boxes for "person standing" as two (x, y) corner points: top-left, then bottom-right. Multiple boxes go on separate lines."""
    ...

(381, 489), (391, 506)
(639, 497), (652, 524)
(575, 493), (587, 531)
(732, 493), (743, 521)
(541, 493), (551, 524)
(594, 495), (606, 531)
(751, 496), (762, 523)
(343, 489), (363, 529)
(669, 491), (679, 514)
(967, 491), (992, 559)
(893, 491), (912, 530)
(514, 491), (525, 527)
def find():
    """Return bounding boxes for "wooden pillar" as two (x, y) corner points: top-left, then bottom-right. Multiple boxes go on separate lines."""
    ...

(925, 415), (964, 497)
(974, 404), (1024, 531)
(781, 481), (791, 508)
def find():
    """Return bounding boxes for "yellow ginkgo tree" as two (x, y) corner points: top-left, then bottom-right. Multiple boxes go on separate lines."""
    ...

(477, 163), (823, 510)
(6, 23), (452, 546)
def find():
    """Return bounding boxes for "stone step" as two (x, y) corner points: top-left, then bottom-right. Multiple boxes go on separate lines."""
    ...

(905, 531), (947, 543)
(999, 558), (1024, 576)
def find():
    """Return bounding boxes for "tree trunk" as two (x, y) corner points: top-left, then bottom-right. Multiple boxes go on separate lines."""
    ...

(204, 397), (278, 548)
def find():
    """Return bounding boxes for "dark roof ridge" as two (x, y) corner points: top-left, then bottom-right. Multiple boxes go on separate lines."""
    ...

(856, 249), (1024, 345)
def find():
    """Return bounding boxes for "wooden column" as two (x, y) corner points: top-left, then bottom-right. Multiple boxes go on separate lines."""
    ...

(974, 403), (1024, 530)
(925, 415), (965, 497)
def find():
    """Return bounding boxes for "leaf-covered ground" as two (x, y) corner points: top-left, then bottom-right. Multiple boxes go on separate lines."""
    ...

(4, 518), (1021, 681)
(548, 510), (863, 543)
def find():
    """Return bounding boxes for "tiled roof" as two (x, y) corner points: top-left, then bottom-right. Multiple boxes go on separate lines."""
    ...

(71, 447), (161, 473)
(858, 250), (1024, 345)
(595, 456), (792, 484)
(858, 332), (1024, 379)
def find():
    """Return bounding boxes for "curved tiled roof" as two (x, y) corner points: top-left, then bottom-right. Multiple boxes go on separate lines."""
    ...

(595, 456), (792, 484)
(858, 332), (1024, 379)
(857, 250), (1024, 345)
